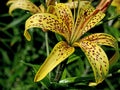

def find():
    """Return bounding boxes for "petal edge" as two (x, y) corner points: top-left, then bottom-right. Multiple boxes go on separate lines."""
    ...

(34, 41), (75, 82)
(73, 41), (109, 86)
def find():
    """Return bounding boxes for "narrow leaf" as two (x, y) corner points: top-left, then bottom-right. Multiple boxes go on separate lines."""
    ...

(34, 41), (75, 82)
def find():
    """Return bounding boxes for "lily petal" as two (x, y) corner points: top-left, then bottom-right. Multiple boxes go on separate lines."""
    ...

(74, 2), (94, 31)
(81, 11), (105, 36)
(46, 0), (56, 6)
(73, 41), (109, 86)
(24, 13), (70, 41)
(34, 41), (75, 82)
(7, 0), (41, 15)
(71, 2), (94, 42)
(54, 3), (74, 33)
(65, 1), (78, 9)
(71, 3), (105, 42)
(6, 0), (16, 5)
(81, 33), (119, 66)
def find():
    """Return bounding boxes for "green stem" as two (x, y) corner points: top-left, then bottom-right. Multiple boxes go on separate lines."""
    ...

(45, 32), (49, 56)
(54, 60), (68, 82)
(45, 32), (50, 80)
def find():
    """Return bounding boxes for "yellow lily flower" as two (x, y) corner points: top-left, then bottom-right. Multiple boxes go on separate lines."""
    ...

(24, 1), (119, 86)
(6, 0), (56, 15)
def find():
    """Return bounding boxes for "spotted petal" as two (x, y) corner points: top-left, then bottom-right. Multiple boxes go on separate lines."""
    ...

(24, 13), (70, 41)
(74, 2), (94, 31)
(65, 1), (78, 9)
(80, 11), (105, 36)
(34, 41), (75, 82)
(71, 3), (105, 42)
(71, 2), (93, 41)
(81, 33), (119, 66)
(54, 3), (74, 33)
(46, 0), (56, 6)
(7, 0), (41, 15)
(64, 1), (90, 10)
(73, 41), (109, 86)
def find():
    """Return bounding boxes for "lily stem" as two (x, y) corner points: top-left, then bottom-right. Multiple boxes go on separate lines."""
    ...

(45, 32), (50, 79)
(45, 32), (49, 56)
(54, 60), (68, 82)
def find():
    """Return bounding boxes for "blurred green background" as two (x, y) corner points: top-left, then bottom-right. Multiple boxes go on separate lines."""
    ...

(0, 0), (120, 90)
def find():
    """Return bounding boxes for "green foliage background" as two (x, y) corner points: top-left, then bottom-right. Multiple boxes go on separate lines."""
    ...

(0, 0), (120, 90)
